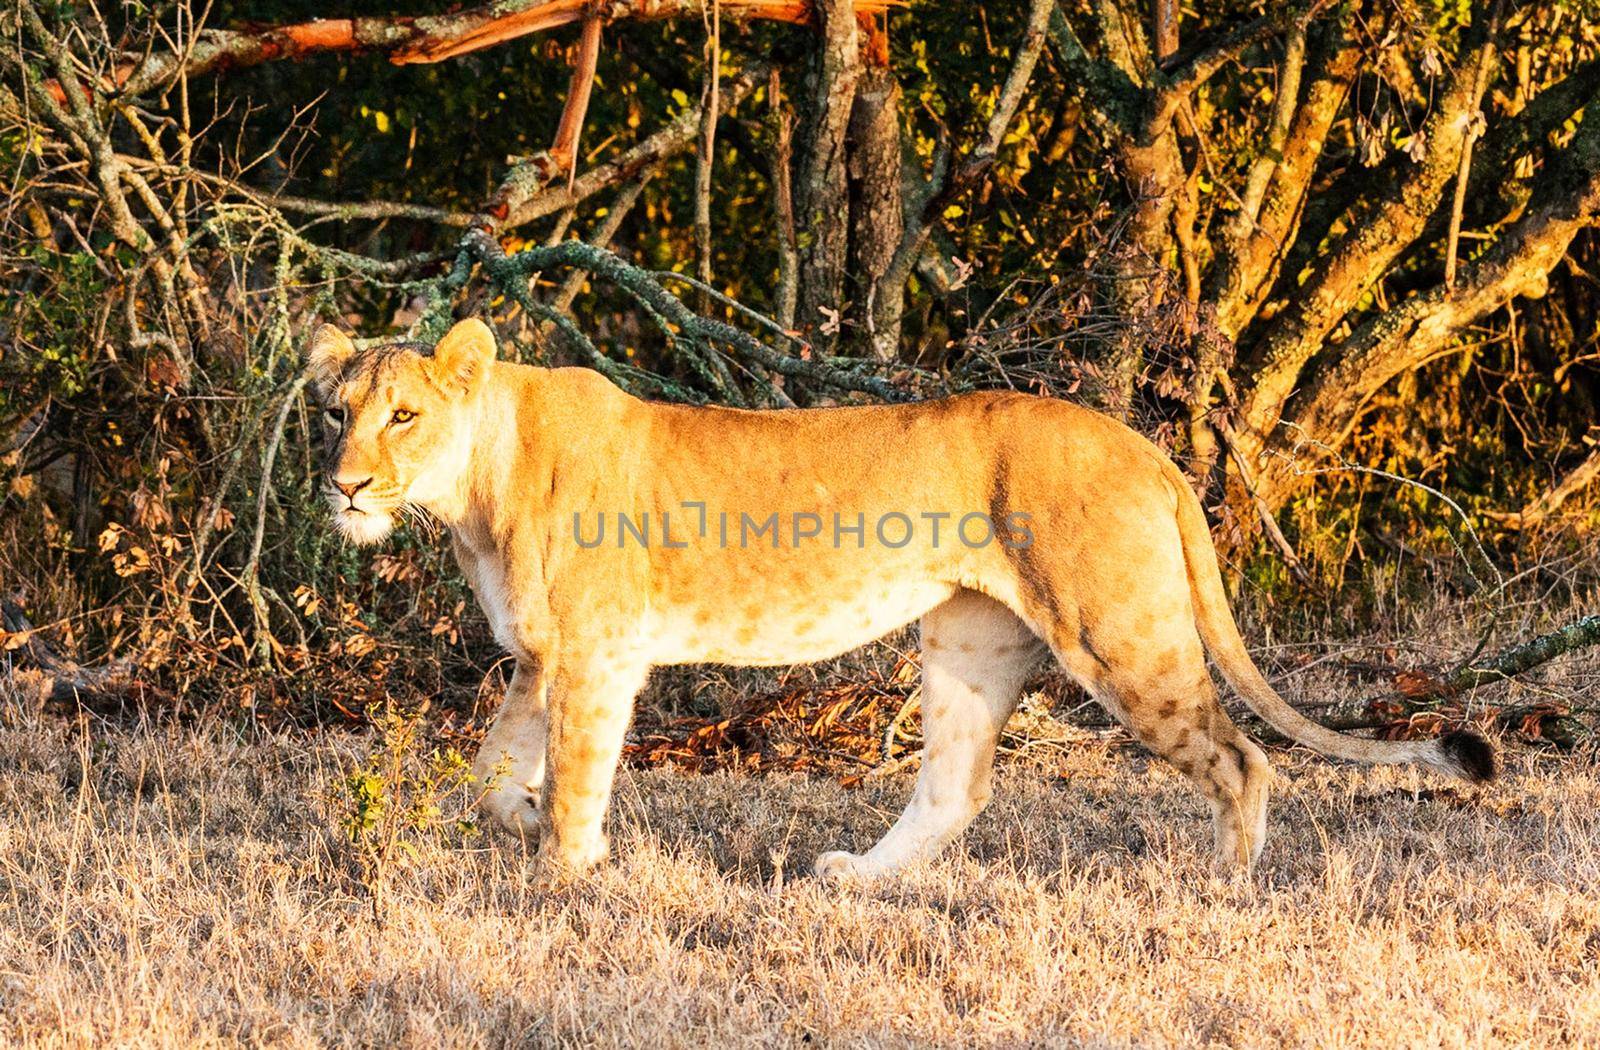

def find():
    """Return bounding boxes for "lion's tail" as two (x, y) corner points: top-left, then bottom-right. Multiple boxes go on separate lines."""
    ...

(1168, 465), (1495, 783)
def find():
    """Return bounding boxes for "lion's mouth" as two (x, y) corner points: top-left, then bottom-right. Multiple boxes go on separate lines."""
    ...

(332, 505), (397, 546)
(325, 485), (400, 546)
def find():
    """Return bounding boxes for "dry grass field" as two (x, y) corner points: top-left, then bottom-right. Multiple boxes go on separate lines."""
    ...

(1, 697), (1597, 1048)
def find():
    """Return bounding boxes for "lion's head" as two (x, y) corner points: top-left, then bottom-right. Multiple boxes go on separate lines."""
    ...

(307, 318), (496, 545)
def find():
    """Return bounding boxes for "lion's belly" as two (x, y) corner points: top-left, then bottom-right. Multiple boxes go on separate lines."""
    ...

(650, 574), (958, 666)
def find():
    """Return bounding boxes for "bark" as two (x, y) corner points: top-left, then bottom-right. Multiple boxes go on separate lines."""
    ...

(872, 0), (1053, 362)
(793, 0), (862, 352)
(1218, 36), (1357, 339)
(1151, 0), (1179, 64)
(768, 69), (801, 332)
(1048, 1), (1311, 416)
(459, 232), (908, 401)
(1099, 127), (1185, 416)
(1444, 615), (1600, 695)
(1208, 22), (1354, 339)
(473, 14), (603, 233)
(695, 3), (722, 299)
(1419, 53), (1600, 244)
(846, 67), (904, 358)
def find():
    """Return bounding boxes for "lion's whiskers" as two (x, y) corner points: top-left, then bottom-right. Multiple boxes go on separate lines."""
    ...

(399, 502), (441, 541)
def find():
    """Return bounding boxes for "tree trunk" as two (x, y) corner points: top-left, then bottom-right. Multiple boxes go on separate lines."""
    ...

(847, 66), (904, 359)
(793, 0), (862, 354)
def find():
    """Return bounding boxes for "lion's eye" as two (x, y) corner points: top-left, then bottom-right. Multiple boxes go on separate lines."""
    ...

(390, 409), (417, 426)
(324, 407), (345, 427)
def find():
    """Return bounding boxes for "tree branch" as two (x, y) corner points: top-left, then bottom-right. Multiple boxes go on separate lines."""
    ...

(694, 0), (722, 297)
(1487, 446), (1600, 530)
(251, 194), (474, 226)
(1443, 615), (1600, 695)
(1208, 25), (1359, 337)
(70, 0), (902, 100)
(549, 14), (603, 179)
(1151, 1), (1325, 130)
(455, 230), (909, 402)
(1443, 0), (1506, 289)
(1259, 97), (1600, 498)
(1419, 51), (1600, 243)
(768, 68), (800, 331)
(502, 62), (768, 231)
(1045, 6), (1141, 134)
(1236, 14), (1505, 447)
(793, 0), (861, 349)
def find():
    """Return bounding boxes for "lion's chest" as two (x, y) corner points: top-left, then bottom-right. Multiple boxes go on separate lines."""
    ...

(453, 537), (522, 655)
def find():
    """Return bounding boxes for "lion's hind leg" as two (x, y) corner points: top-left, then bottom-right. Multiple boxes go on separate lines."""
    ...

(816, 589), (1045, 881)
(1060, 620), (1271, 874)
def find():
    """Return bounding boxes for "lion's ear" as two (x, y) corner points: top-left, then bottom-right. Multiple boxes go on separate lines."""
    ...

(307, 324), (356, 400)
(431, 318), (497, 395)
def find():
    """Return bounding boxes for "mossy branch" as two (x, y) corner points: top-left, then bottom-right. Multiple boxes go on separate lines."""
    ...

(1444, 615), (1600, 695)
(420, 230), (910, 404)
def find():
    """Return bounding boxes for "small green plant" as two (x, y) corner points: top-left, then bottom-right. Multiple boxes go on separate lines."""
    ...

(331, 699), (490, 922)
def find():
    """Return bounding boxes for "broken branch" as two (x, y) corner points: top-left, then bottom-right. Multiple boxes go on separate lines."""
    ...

(73, 0), (903, 100)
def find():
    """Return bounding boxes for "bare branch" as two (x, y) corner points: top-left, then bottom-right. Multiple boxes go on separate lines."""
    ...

(549, 176), (653, 314)
(251, 194), (473, 226)
(499, 62), (768, 231)
(1487, 447), (1600, 530)
(1208, 28), (1359, 337)
(1237, 16), (1506, 447)
(954, 0), (1053, 190)
(1444, 0), (1507, 289)
(768, 68), (800, 331)
(1150, 0), (1326, 135)
(548, 15), (603, 179)
(457, 230), (910, 402)
(694, 0), (722, 297)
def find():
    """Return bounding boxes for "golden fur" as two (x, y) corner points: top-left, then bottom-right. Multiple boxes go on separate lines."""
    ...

(309, 319), (1494, 882)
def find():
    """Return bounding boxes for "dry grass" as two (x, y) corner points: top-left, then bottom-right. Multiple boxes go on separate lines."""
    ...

(1, 701), (1597, 1049)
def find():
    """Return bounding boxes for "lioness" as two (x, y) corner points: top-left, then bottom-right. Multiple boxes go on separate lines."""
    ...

(309, 318), (1494, 881)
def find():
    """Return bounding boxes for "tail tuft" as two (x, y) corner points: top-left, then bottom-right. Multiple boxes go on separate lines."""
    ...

(1435, 730), (1497, 783)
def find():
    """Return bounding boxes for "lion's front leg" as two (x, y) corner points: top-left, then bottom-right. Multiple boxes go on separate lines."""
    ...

(535, 648), (650, 881)
(474, 658), (548, 838)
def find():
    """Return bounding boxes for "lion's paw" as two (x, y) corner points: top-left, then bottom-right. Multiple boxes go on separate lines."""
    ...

(531, 836), (609, 892)
(530, 858), (581, 893)
(813, 850), (865, 882)
(482, 788), (543, 839)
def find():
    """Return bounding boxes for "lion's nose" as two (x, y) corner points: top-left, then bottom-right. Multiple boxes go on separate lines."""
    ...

(333, 477), (373, 503)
